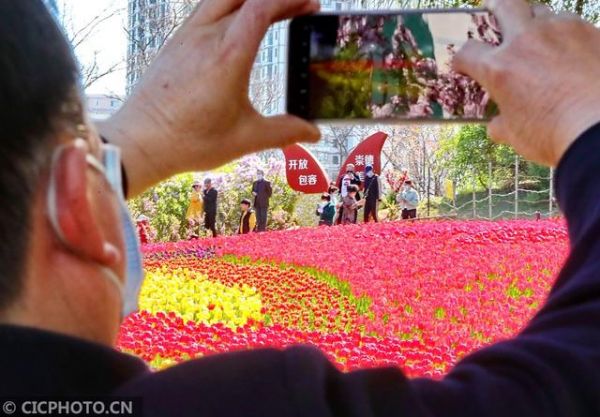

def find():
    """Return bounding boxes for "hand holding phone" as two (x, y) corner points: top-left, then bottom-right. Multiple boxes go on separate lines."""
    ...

(287, 9), (501, 123)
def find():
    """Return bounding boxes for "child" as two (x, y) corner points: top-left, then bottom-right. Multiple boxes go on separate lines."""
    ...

(238, 198), (257, 234)
(316, 193), (336, 226)
(341, 185), (363, 225)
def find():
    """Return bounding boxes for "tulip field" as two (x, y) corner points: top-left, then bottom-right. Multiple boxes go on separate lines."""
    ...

(118, 219), (569, 378)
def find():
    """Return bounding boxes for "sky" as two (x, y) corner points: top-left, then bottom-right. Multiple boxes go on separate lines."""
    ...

(62, 0), (129, 96)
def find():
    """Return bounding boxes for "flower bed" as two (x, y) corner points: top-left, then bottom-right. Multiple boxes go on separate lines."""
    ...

(119, 219), (569, 378)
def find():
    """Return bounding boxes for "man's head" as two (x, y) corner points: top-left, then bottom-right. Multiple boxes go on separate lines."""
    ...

(204, 178), (212, 189)
(0, 1), (126, 345)
(346, 164), (355, 173)
(240, 199), (251, 212)
(365, 165), (374, 178)
(257, 169), (264, 180)
(404, 180), (413, 190)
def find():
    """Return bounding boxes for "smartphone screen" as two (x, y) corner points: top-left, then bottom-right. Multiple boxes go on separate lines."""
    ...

(287, 10), (501, 122)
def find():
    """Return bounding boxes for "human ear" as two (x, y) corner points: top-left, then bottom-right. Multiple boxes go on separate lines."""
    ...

(48, 141), (120, 267)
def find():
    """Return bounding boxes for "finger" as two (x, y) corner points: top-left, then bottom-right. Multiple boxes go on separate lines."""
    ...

(485, 0), (533, 40)
(191, 0), (246, 25)
(270, 0), (320, 24)
(226, 0), (319, 62)
(453, 39), (494, 85)
(487, 115), (510, 145)
(242, 114), (320, 154)
(532, 2), (554, 18)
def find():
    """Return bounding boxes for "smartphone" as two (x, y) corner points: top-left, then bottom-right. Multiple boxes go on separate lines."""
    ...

(287, 9), (501, 123)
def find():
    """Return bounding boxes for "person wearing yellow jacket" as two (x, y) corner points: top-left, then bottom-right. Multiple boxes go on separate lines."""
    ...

(186, 180), (204, 237)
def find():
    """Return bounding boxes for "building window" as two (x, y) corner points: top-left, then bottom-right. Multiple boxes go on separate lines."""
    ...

(332, 155), (339, 165)
(336, 2), (342, 10)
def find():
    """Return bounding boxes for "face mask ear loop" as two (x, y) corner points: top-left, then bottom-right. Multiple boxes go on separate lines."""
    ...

(99, 266), (125, 312)
(46, 144), (69, 247)
(46, 142), (126, 311)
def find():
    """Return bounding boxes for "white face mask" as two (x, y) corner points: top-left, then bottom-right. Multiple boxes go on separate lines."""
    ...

(257, 174), (264, 181)
(366, 171), (374, 178)
(46, 143), (144, 319)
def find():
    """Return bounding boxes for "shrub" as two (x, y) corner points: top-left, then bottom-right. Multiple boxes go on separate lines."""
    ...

(128, 156), (300, 241)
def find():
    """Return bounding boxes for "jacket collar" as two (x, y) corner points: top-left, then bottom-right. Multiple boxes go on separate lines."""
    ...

(0, 324), (148, 396)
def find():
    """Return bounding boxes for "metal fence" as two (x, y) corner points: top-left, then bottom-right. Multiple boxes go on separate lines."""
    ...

(429, 156), (560, 220)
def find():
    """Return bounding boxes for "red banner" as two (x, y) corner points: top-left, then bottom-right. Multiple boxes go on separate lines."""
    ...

(337, 131), (389, 186)
(282, 144), (331, 194)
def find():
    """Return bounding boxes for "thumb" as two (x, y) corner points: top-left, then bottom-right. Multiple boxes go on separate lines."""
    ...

(246, 114), (321, 152)
(488, 114), (511, 146)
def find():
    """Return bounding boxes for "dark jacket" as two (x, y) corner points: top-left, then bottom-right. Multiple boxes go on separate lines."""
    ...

(3, 123), (600, 416)
(363, 174), (380, 202)
(203, 188), (218, 215)
(317, 201), (336, 225)
(252, 179), (272, 208)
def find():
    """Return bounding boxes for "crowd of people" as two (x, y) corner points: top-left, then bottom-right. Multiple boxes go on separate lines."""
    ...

(180, 162), (422, 239)
(185, 169), (273, 237)
(317, 163), (421, 226)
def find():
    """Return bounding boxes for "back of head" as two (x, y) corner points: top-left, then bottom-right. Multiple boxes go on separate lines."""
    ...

(0, 0), (79, 310)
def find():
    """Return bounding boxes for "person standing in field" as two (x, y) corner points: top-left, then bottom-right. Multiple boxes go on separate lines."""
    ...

(341, 185), (363, 225)
(136, 215), (154, 244)
(397, 180), (419, 220)
(327, 183), (340, 225)
(203, 178), (218, 237)
(186, 180), (204, 238)
(238, 198), (256, 234)
(363, 165), (382, 223)
(251, 169), (272, 232)
(316, 193), (336, 226)
(337, 163), (362, 224)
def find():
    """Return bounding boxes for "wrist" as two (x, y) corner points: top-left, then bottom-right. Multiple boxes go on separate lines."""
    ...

(97, 107), (175, 197)
(555, 107), (600, 167)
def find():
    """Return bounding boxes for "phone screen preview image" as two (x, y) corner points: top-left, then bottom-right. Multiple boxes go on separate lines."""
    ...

(287, 10), (501, 122)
